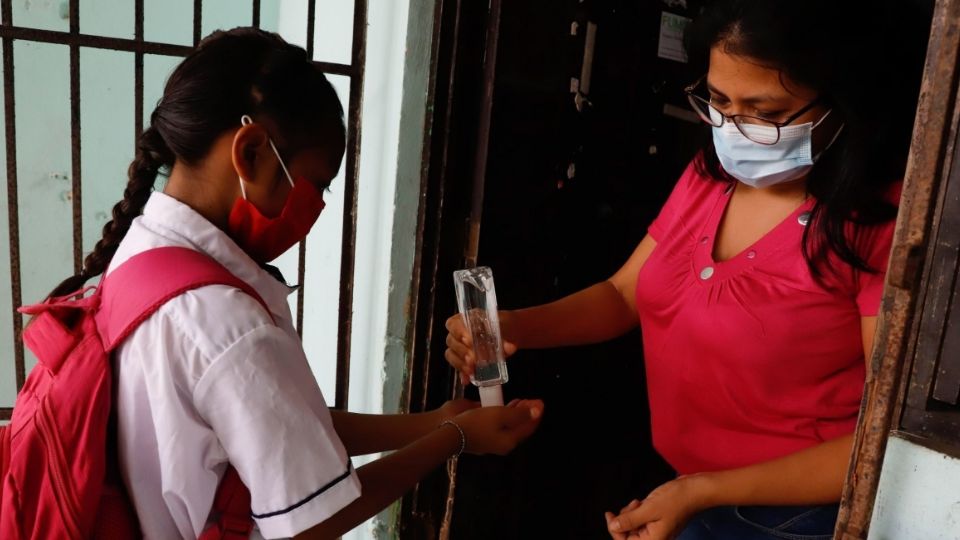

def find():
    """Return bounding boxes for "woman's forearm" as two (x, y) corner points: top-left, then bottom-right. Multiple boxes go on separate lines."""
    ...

(697, 434), (854, 508)
(506, 281), (638, 350)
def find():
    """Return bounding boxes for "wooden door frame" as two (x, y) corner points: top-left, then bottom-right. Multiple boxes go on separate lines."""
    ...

(836, 0), (960, 537)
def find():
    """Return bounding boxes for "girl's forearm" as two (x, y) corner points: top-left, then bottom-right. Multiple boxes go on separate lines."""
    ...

(330, 409), (442, 456)
(296, 424), (460, 539)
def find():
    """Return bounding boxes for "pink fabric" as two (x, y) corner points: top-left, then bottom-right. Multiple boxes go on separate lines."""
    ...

(636, 160), (896, 475)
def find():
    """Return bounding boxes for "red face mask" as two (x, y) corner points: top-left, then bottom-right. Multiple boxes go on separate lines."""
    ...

(227, 115), (326, 263)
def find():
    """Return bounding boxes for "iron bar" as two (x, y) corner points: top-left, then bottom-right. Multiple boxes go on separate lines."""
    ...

(334, 0), (368, 410)
(193, 0), (201, 45)
(69, 0), (81, 275)
(134, 0), (144, 137)
(0, 25), (193, 56)
(2, 0), (25, 393)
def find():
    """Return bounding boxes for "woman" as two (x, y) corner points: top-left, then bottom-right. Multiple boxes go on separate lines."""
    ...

(44, 28), (543, 539)
(444, 1), (926, 538)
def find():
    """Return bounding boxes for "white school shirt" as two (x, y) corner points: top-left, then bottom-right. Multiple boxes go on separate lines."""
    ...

(106, 192), (361, 539)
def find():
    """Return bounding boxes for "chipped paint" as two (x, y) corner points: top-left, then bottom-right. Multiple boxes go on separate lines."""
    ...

(869, 435), (960, 540)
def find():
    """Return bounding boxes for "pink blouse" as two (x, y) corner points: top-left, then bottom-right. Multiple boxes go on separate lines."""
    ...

(636, 160), (895, 474)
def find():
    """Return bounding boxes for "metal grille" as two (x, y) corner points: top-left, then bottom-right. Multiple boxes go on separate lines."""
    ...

(0, 0), (367, 419)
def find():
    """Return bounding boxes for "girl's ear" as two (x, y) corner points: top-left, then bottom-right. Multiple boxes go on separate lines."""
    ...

(231, 123), (271, 185)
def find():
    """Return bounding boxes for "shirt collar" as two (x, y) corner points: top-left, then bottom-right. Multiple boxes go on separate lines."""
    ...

(140, 192), (296, 313)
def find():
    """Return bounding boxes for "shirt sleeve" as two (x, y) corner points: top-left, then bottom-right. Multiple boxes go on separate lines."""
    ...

(854, 218), (897, 317)
(648, 159), (702, 242)
(194, 323), (361, 539)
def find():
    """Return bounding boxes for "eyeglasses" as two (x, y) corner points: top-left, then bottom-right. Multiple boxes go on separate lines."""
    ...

(684, 76), (822, 145)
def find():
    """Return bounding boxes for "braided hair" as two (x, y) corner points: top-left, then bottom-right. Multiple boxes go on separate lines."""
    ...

(48, 27), (344, 299)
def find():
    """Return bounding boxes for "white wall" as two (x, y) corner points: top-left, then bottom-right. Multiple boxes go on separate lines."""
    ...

(869, 434), (960, 539)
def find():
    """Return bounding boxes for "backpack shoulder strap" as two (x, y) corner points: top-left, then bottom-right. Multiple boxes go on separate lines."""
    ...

(95, 246), (261, 537)
(95, 246), (273, 352)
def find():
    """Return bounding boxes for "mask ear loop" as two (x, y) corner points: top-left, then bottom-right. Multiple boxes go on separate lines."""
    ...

(237, 176), (249, 200)
(811, 109), (845, 160)
(240, 114), (295, 189)
(238, 115), (254, 200)
(812, 108), (833, 129)
(267, 139), (296, 189)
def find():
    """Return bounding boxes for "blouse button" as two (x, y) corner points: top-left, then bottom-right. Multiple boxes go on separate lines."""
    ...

(746, 250), (757, 259)
(699, 236), (709, 244)
(700, 266), (715, 280)
(798, 211), (812, 226)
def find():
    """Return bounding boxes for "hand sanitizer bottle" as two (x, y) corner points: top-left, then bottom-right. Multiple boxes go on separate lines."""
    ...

(453, 266), (508, 407)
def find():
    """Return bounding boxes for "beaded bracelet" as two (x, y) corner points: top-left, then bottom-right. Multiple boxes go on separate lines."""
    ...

(439, 420), (466, 457)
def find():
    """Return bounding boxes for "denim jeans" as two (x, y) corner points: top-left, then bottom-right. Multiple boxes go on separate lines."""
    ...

(677, 503), (839, 540)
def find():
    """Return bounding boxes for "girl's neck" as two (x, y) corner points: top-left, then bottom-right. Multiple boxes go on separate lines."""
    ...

(163, 159), (236, 231)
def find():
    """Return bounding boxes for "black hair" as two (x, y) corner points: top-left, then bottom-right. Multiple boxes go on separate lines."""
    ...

(48, 27), (344, 298)
(683, 0), (931, 280)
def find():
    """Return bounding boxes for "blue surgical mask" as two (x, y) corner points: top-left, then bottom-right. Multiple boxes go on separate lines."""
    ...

(712, 109), (842, 189)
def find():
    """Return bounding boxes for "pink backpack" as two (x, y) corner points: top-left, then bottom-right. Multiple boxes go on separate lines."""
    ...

(0, 247), (264, 539)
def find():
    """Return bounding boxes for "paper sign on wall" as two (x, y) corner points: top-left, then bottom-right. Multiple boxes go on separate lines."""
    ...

(658, 12), (692, 63)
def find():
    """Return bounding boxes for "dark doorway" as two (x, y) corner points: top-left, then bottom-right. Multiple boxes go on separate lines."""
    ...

(404, 1), (704, 538)
(447, 2), (702, 539)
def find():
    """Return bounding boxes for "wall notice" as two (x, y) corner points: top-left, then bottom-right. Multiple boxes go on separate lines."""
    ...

(658, 12), (692, 63)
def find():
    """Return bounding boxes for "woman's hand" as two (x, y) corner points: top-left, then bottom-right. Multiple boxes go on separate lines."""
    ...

(605, 499), (641, 540)
(445, 311), (519, 385)
(605, 475), (714, 540)
(452, 399), (544, 455)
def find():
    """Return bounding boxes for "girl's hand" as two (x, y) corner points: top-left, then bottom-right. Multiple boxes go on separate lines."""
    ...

(444, 311), (518, 385)
(453, 399), (544, 455)
(437, 399), (479, 422)
(605, 475), (713, 540)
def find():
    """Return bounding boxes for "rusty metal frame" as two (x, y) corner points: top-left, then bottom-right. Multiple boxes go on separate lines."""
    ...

(396, 0), (504, 534)
(406, 0), (459, 470)
(835, 0), (960, 537)
(294, 0), (317, 338)
(134, 0), (144, 138)
(0, 1), (368, 419)
(1, 0), (24, 413)
(332, 0), (367, 410)
(0, 25), (192, 56)
(397, 0), (464, 535)
(438, 0), (502, 537)
(69, 0), (81, 275)
(193, 0), (201, 46)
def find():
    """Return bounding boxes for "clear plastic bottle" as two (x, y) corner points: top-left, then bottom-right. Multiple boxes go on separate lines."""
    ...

(453, 266), (508, 406)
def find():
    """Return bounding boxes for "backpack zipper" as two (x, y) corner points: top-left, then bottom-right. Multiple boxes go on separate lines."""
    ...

(36, 401), (83, 538)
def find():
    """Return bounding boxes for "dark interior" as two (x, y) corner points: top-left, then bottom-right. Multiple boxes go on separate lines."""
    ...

(450, 2), (702, 538)
(404, 1), (704, 538)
